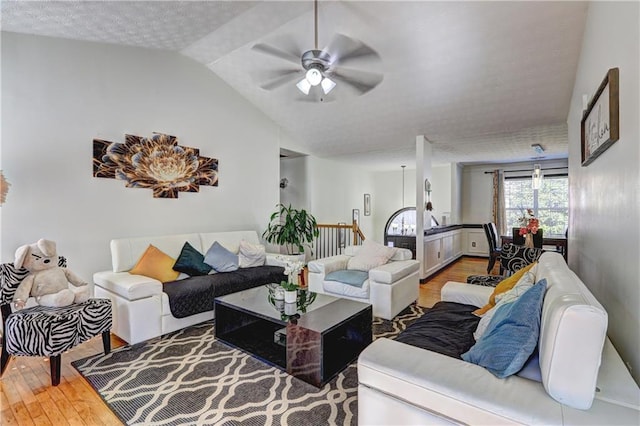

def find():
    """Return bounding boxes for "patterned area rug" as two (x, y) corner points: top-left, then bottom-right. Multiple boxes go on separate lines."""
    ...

(72, 304), (427, 426)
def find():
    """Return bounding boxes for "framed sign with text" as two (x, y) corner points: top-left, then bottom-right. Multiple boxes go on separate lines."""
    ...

(581, 68), (619, 166)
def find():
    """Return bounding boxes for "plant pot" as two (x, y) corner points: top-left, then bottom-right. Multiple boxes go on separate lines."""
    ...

(284, 289), (297, 304)
(284, 302), (296, 315)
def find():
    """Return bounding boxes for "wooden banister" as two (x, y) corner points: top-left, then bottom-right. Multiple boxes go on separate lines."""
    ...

(314, 222), (365, 259)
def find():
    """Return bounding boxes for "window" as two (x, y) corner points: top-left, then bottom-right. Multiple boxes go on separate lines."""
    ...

(504, 176), (568, 236)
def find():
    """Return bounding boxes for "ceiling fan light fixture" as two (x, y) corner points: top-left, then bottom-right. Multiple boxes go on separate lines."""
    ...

(305, 68), (323, 86)
(296, 78), (311, 95)
(321, 77), (336, 94)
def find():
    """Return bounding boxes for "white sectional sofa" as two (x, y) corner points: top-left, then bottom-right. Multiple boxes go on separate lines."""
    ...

(307, 245), (420, 320)
(94, 230), (296, 345)
(357, 252), (640, 425)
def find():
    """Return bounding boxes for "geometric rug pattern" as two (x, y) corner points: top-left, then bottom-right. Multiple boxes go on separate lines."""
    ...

(72, 304), (427, 426)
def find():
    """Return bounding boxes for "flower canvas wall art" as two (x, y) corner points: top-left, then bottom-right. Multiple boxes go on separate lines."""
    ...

(93, 133), (218, 198)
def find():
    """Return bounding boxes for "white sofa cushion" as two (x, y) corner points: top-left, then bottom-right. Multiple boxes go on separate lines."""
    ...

(369, 260), (420, 284)
(535, 252), (608, 410)
(308, 255), (349, 275)
(359, 338), (564, 425)
(347, 240), (397, 271)
(238, 240), (266, 267)
(323, 278), (370, 299)
(441, 281), (493, 308)
(93, 270), (162, 300)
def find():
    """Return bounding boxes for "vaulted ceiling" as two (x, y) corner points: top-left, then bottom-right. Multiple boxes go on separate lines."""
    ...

(1, 1), (588, 170)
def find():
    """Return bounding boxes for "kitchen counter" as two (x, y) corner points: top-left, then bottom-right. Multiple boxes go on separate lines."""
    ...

(424, 224), (463, 236)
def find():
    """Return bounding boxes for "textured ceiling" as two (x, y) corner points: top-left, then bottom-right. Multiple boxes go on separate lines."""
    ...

(1, 1), (588, 170)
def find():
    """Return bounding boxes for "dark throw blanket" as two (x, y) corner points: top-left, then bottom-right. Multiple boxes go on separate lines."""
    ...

(162, 265), (286, 318)
(395, 301), (480, 359)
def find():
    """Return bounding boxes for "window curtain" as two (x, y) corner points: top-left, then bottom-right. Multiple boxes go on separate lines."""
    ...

(492, 170), (506, 236)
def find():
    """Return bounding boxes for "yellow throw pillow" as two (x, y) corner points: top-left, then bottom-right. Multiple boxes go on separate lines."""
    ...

(473, 262), (537, 316)
(130, 244), (180, 283)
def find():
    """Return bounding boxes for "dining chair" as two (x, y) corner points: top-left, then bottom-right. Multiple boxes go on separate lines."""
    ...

(483, 223), (501, 274)
(1, 258), (112, 386)
(467, 243), (544, 286)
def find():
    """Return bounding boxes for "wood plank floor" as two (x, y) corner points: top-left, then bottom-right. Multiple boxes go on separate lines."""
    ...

(0, 256), (493, 426)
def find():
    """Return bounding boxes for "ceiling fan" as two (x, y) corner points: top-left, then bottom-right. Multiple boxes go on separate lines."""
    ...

(252, 0), (383, 101)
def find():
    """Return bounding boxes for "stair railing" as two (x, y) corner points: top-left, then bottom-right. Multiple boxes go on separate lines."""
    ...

(314, 221), (365, 259)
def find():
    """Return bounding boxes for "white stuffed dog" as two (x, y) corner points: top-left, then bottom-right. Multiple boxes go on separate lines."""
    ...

(13, 239), (89, 309)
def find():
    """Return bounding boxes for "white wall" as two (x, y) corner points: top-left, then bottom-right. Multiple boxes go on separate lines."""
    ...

(430, 164), (452, 225)
(280, 156), (309, 211)
(306, 157), (375, 239)
(371, 168), (416, 243)
(567, 2), (640, 382)
(370, 164), (459, 243)
(1, 32), (283, 281)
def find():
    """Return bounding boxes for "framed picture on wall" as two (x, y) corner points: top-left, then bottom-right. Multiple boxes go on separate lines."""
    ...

(352, 209), (360, 226)
(364, 194), (371, 216)
(581, 67), (619, 166)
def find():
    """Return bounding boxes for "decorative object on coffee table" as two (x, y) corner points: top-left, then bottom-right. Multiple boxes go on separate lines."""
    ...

(93, 132), (218, 198)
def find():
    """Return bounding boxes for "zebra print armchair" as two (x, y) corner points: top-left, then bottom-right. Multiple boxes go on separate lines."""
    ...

(0, 258), (112, 386)
(466, 243), (544, 286)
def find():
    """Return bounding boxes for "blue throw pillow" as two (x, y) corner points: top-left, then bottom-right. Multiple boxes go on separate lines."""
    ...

(204, 241), (239, 273)
(461, 279), (547, 378)
(325, 270), (369, 288)
(173, 242), (212, 276)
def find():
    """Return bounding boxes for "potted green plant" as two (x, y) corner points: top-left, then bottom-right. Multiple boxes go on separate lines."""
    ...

(262, 204), (319, 255)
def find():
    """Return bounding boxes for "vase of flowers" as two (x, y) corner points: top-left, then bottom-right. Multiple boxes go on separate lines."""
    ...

(518, 208), (539, 248)
(279, 258), (304, 303)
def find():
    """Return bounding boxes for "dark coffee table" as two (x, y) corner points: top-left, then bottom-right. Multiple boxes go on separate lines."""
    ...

(215, 285), (372, 387)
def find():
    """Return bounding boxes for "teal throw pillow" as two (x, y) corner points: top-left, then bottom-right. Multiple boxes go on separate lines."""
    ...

(204, 241), (239, 273)
(325, 270), (369, 288)
(173, 242), (212, 276)
(461, 279), (547, 378)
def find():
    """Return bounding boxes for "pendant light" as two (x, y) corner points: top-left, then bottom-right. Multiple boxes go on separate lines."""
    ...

(530, 144), (544, 190)
(401, 165), (406, 207)
(532, 164), (543, 190)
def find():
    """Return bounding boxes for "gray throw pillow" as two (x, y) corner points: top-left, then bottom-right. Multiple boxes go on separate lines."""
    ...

(204, 241), (239, 273)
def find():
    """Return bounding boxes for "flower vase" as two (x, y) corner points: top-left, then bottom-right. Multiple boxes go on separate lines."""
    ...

(284, 302), (296, 315)
(284, 289), (297, 304)
(524, 233), (534, 248)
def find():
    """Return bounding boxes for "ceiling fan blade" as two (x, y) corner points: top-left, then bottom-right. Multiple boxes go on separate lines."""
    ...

(259, 70), (302, 91)
(323, 33), (380, 66)
(331, 67), (383, 95)
(252, 43), (301, 65)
